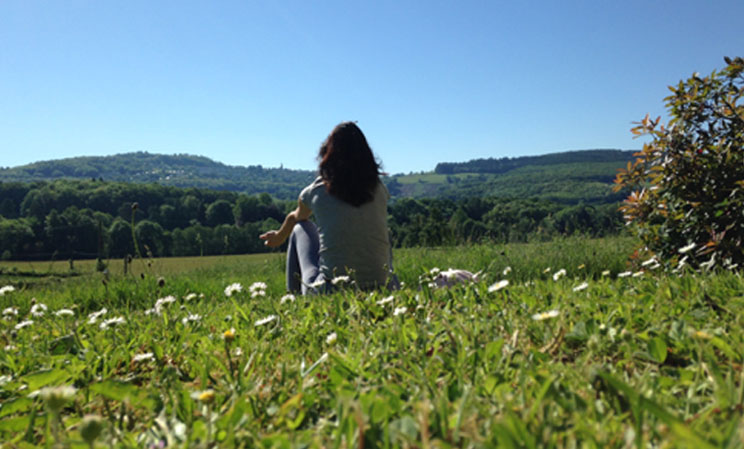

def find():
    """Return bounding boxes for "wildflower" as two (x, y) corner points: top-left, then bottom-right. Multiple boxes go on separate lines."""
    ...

(429, 267), (441, 276)
(678, 243), (696, 254)
(326, 332), (337, 345)
(3, 306), (18, 317)
(133, 352), (155, 363)
(30, 385), (77, 412)
(87, 308), (107, 324)
(181, 313), (202, 325)
(543, 267), (551, 274)
(502, 266), (512, 276)
(251, 290), (266, 298)
(488, 280), (509, 292)
(254, 315), (277, 326)
(184, 293), (198, 301)
(331, 275), (351, 286)
(677, 243), (695, 254)
(641, 257), (657, 267)
(617, 271), (632, 278)
(15, 320), (34, 330)
(572, 282), (589, 292)
(309, 279), (326, 289)
(601, 270), (611, 276)
(376, 295), (394, 306)
(54, 309), (75, 317)
(393, 306), (408, 316)
(577, 264), (585, 270)
(224, 282), (243, 297)
(0, 285), (16, 295)
(191, 389), (216, 404)
(632, 271), (644, 278)
(4, 345), (17, 352)
(30, 303), (47, 317)
(223, 328), (236, 342)
(280, 294), (296, 304)
(99, 317), (125, 330)
(552, 269), (566, 281)
(531, 310), (560, 321)
(249, 281), (267, 292)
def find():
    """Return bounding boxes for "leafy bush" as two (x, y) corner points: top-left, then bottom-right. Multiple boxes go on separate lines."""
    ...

(615, 57), (744, 270)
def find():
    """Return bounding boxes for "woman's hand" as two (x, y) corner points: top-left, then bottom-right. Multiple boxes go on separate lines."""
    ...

(259, 230), (283, 248)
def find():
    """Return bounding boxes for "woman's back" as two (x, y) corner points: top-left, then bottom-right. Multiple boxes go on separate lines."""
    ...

(300, 176), (391, 288)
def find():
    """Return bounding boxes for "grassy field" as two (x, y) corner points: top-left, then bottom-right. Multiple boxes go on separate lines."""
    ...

(1, 236), (743, 448)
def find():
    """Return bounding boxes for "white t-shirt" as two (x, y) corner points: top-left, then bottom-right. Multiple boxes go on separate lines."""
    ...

(299, 176), (391, 288)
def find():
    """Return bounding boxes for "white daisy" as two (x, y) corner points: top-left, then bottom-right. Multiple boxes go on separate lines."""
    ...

(376, 295), (394, 306)
(325, 332), (337, 345)
(678, 242), (696, 254)
(572, 282), (589, 292)
(54, 309), (75, 317)
(181, 313), (202, 325)
(531, 310), (559, 321)
(280, 294), (296, 304)
(617, 271), (632, 278)
(254, 315), (277, 326)
(331, 275), (351, 285)
(87, 308), (107, 324)
(30, 303), (47, 318)
(2, 306), (18, 317)
(132, 352), (155, 363)
(224, 282), (243, 297)
(552, 269), (566, 281)
(487, 280), (509, 292)
(502, 266), (512, 276)
(99, 317), (125, 330)
(15, 320), (34, 330)
(0, 285), (16, 295)
(393, 306), (408, 316)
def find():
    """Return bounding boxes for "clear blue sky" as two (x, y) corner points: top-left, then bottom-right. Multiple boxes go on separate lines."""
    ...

(1, 1), (742, 175)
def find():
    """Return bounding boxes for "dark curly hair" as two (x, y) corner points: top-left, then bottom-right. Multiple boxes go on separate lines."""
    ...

(318, 122), (382, 207)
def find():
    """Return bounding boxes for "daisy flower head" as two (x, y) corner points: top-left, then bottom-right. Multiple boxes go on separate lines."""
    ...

(532, 310), (560, 321)
(87, 308), (107, 324)
(30, 303), (48, 318)
(376, 295), (394, 306)
(99, 317), (125, 330)
(572, 282), (589, 292)
(184, 293), (198, 301)
(502, 266), (512, 276)
(3, 306), (19, 317)
(181, 313), (202, 325)
(280, 294), (296, 304)
(15, 320), (34, 330)
(191, 389), (216, 404)
(393, 306), (408, 316)
(223, 328), (236, 342)
(254, 315), (277, 327)
(224, 282), (243, 297)
(326, 332), (337, 345)
(132, 352), (155, 363)
(678, 242), (696, 254)
(488, 280), (509, 293)
(0, 285), (16, 296)
(331, 275), (351, 286)
(552, 269), (567, 281)
(617, 271), (632, 278)
(54, 309), (75, 317)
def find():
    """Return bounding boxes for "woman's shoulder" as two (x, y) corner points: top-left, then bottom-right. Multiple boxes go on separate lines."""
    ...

(299, 177), (325, 203)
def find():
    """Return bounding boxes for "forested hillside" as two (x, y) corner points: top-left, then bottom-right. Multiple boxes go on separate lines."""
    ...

(0, 149), (635, 203)
(0, 152), (315, 200)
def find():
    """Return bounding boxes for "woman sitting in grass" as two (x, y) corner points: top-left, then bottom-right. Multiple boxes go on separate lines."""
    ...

(260, 122), (396, 294)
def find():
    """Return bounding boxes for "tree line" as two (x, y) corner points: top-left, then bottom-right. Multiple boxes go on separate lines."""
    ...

(0, 179), (625, 262)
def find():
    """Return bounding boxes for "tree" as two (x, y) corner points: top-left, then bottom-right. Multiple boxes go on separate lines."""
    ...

(205, 200), (235, 227)
(615, 57), (744, 270)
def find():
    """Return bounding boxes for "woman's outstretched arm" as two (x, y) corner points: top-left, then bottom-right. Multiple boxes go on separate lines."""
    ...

(259, 199), (312, 248)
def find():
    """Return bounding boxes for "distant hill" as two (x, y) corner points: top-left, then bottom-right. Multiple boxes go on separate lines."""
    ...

(0, 152), (316, 200)
(388, 149), (637, 203)
(0, 149), (638, 203)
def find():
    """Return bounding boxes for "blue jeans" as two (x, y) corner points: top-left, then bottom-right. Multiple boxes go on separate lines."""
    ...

(286, 221), (399, 294)
(286, 221), (325, 295)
